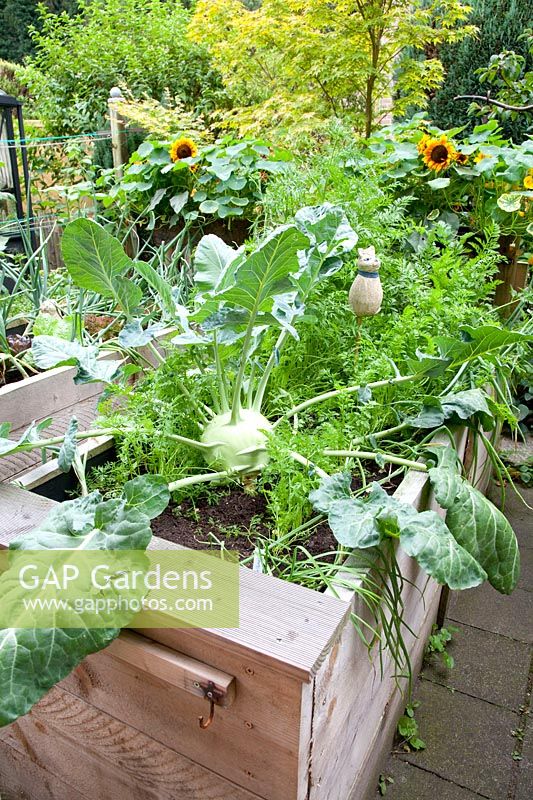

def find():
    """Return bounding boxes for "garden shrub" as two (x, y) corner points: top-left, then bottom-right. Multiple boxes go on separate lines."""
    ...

(429, 0), (533, 142)
(19, 0), (223, 134)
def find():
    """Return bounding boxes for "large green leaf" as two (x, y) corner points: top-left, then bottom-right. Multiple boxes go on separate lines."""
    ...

(61, 218), (142, 315)
(219, 225), (309, 313)
(407, 389), (494, 430)
(428, 449), (520, 594)
(0, 475), (164, 727)
(193, 234), (244, 294)
(398, 508), (487, 590)
(309, 471), (352, 514)
(436, 326), (533, 369)
(32, 336), (121, 385)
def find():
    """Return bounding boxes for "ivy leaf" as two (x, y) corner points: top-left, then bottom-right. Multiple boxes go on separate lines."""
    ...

(58, 417), (78, 473)
(309, 471), (352, 514)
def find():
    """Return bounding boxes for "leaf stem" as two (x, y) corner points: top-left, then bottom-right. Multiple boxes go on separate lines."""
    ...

(213, 331), (230, 413)
(253, 329), (288, 412)
(324, 449), (428, 472)
(289, 450), (329, 479)
(168, 465), (251, 492)
(273, 373), (420, 430)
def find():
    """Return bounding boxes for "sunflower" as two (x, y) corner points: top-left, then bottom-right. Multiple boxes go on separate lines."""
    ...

(421, 135), (457, 172)
(454, 152), (469, 165)
(169, 137), (198, 162)
(524, 170), (533, 190)
(417, 133), (431, 154)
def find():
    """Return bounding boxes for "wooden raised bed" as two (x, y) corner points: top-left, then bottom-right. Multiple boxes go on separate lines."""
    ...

(0, 426), (493, 800)
(0, 330), (172, 489)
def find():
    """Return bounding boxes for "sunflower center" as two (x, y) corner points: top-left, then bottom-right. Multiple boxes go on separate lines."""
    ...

(429, 144), (449, 164)
(175, 143), (193, 159)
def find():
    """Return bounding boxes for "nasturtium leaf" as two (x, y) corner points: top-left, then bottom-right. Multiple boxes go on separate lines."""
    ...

(58, 417), (78, 473)
(497, 193), (522, 213)
(309, 471), (352, 514)
(428, 177), (451, 189)
(123, 474), (170, 520)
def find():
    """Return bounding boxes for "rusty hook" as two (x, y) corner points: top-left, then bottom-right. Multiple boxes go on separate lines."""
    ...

(199, 699), (215, 729)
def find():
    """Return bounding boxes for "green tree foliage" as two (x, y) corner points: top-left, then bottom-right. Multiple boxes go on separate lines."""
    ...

(0, 1), (76, 64)
(19, 0), (223, 134)
(429, 0), (533, 141)
(189, 0), (474, 139)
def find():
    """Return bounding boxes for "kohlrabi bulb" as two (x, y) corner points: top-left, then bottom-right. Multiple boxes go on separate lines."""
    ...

(201, 409), (272, 473)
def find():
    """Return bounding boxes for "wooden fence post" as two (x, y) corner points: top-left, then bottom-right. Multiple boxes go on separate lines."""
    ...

(108, 87), (128, 178)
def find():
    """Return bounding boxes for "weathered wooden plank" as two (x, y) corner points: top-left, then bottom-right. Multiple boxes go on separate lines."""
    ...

(0, 737), (87, 800)
(0, 396), (101, 483)
(0, 351), (122, 432)
(0, 483), (55, 546)
(0, 686), (261, 800)
(309, 550), (441, 800)
(61, 638), (302, 800)
(107, 630), (236, 706)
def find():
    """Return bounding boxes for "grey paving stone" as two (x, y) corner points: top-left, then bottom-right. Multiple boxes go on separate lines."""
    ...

(371, 759), (485, 800)
(518, 546), (533, 592)
(487, 484), (533, 551)
(422, 621), (531, 711)
(399, 681), (518, 799)
(448, 583), (533, 643)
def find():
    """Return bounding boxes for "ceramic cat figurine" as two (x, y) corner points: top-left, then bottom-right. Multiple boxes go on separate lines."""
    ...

(348, 245), (383, 318)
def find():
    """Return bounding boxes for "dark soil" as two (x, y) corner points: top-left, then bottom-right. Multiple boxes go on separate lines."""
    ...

(151, 464), (403, 563)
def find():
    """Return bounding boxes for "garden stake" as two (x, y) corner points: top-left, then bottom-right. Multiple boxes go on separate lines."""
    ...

(348, 246), (383, 368)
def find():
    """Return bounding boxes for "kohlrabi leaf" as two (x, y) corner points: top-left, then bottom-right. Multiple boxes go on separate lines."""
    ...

(118, 319), (165, 348)
(398, 508), (487, 590)
(0, 418), (53, 457)
(218, 224), (309, 313)
(61, 218), (142, 315)
(407, 389), (494, 430)
(32, 336), (121, 385)
(436, 326), (532, 369)
(0, 477), (158, 726)
(328, 497), (384, 548)
(123, 474), (170, 520)
(58, 416), (78, 473)
(132, 259), (175, 318)
(293, 204), (358, 295)
(193, 234), (244, 294)
(427, 446), (520, 593)
(309, 471), (352, 514)
(443, 484), (520, 594)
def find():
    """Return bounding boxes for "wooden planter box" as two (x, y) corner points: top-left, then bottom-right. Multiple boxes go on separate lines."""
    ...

(0, 330), (172, 489)
(0, 425), (494, 800)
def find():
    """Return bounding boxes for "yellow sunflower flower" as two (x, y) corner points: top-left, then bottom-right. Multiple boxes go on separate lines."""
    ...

(421, 135), (457, 172)
(417, 133), (431, 154)
(454, 152), (469, 165)
(169, 137), (198, 162)
(524, 170), (533, 190)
